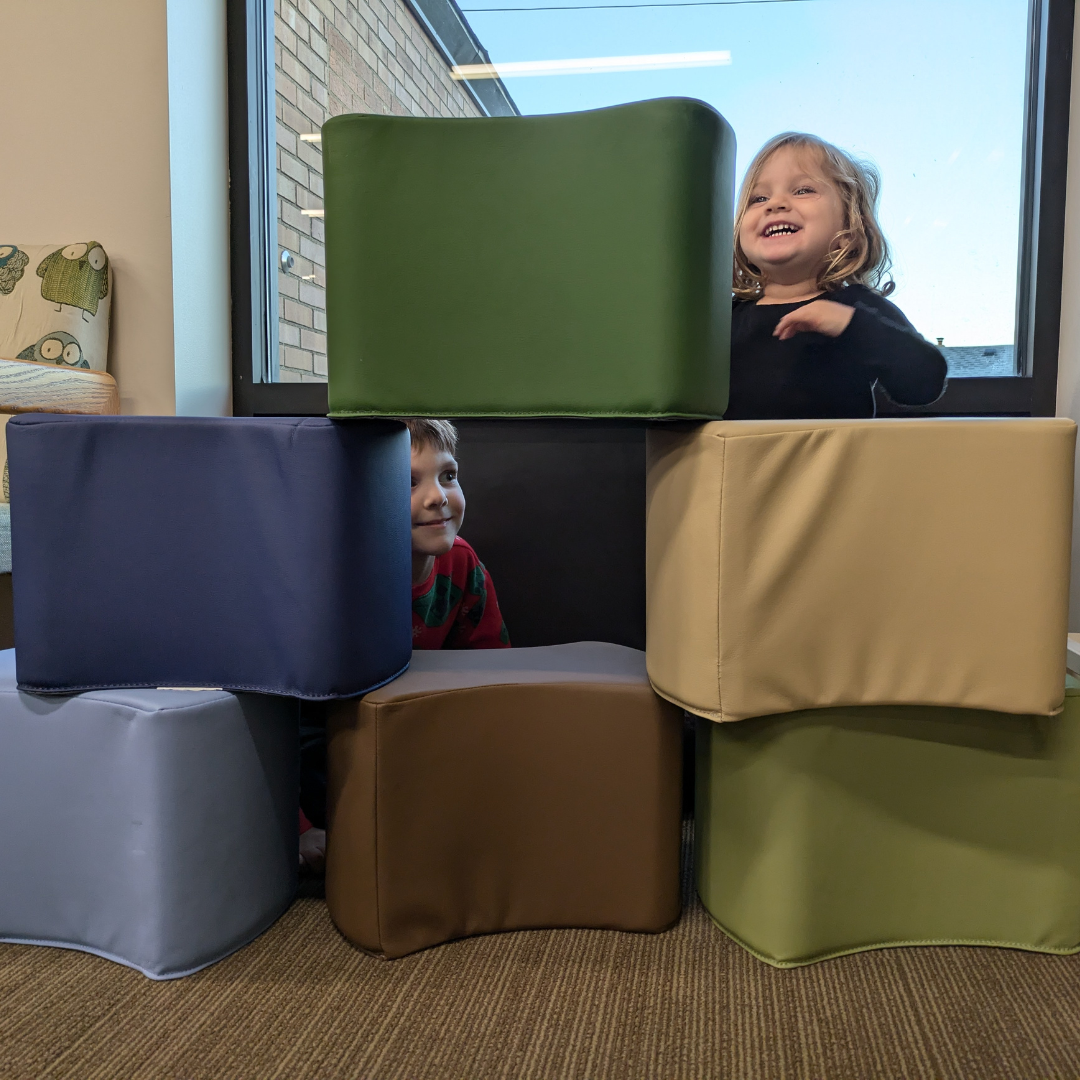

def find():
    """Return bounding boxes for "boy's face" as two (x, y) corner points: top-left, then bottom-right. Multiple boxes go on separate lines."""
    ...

(410, 442), (465, 559)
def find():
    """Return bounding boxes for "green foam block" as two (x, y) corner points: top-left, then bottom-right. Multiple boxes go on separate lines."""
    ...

(696, 683), (1080, 966)
(322, 99), (734, 418)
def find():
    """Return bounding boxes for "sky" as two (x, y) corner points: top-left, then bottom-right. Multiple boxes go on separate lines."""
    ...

(459, 0), (1031, 348)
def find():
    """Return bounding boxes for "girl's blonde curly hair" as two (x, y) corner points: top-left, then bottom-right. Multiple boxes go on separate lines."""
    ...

(733, 132), (894, 301)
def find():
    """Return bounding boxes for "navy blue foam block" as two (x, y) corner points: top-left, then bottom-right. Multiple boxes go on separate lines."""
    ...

(8, 415), (411, 698)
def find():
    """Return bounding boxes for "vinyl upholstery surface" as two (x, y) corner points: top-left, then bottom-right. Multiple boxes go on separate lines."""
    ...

(323, 99), (735, 418)
(7, 415), (412, 698)
(326, 643), (683, 958)
(0, 651), (298, 979)
(696, 684), (1080, 967)
(646, 417), (1076, 721)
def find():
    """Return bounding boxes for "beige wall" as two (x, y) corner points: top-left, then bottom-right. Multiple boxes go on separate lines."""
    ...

(0, 0), (176, 415)
(1056, 13), (1080, 628)
(0, 0), (233, 418)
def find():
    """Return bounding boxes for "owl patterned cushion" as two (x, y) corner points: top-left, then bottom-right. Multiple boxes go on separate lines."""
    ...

(0, 243), (111, 372)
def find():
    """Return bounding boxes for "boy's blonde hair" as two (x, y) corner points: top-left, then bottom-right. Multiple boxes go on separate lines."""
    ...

(732, 132), (894, 301)
(404, 418), (458, 457)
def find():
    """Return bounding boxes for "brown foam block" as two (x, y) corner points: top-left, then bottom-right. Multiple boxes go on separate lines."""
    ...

(326, 642), (683, 958)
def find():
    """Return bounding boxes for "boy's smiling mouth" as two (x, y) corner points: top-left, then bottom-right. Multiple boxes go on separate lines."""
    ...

(416, 518), (451, 528)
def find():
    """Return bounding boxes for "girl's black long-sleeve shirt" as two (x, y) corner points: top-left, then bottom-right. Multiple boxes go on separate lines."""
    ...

(725, 284), (948, 419)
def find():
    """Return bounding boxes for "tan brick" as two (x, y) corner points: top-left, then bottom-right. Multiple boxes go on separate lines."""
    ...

(377, 22), (396, 54)
(333, 20), (358, 52)
(278, 223), (302, 252)
(296, 39), (328, 82)
(284, 298), (314, 327)
(297, 91), (326, 126)
(280, 150), (308, 187)
(356, 37), (379, 72)
(299, 235), (325, 266)
(310, 29), (330, 62)
(291, 253), (315, 279)
(282, 202), (315, 233)
(301, 328), (328, 353)
(299, 280), (326, 307)
(279, 50), (310, 91)
(281, 99), (311, 135)
(275, 121), (298, 155)
(313, 353), (328, 377)
(283, 346), (314, 372)
(276, 18), (297, 55)
(297, 140), (323, 172)
(329, 72), (350, 103)
(278, 367), (304, 382)
(296, 185), (322, 210)
(297, 0), (324, 32)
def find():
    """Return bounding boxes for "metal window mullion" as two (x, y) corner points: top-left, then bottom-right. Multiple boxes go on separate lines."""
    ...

(247, 0), (278, 384)
(227, 0), (278, 412)
(1014, 0), (1075, 415)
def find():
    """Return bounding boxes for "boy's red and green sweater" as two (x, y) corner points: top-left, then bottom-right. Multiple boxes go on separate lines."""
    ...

(411, 536), (510, 650)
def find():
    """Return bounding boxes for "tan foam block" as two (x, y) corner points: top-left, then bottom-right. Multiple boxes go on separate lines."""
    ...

(646, 418), (1075, 722)
(325, 642), (683, 959)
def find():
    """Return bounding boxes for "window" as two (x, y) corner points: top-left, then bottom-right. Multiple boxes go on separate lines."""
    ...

(230, 0), (1074, 416)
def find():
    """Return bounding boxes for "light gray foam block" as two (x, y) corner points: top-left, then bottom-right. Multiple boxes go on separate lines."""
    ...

(0, 650), (298, 979)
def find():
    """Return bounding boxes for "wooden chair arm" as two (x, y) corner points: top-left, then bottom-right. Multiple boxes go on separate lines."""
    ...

(0, 356), (119, 415)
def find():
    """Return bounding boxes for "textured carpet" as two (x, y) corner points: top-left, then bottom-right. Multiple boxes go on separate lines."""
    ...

(3, 833), (1080, 1080)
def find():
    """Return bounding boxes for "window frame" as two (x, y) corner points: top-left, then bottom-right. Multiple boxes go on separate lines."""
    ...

(229, 0), (1075, 419)
(227, 0), (278, 408)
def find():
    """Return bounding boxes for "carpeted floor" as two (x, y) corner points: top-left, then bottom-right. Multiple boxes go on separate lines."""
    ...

(3, 833), (1080, 1080)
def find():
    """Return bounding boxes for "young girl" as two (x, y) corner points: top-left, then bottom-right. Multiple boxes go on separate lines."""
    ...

(727, 132), (947, 419)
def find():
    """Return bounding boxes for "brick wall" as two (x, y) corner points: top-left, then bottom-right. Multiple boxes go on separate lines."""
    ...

(275, 0), (483, 382)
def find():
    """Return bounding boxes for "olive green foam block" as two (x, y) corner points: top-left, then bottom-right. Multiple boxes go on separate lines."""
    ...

(322, 99), (734, 419)
(696, 681), (1080, 967)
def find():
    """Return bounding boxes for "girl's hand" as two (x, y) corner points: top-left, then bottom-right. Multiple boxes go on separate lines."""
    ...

(773, 299), (855, 341)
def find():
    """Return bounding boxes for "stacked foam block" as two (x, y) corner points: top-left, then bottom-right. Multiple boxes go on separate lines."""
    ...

(319, 99), (1080, 966)
(319, 98), (731, 956)
(2, 99), (1077, 976)
(0, 415), (414, 977)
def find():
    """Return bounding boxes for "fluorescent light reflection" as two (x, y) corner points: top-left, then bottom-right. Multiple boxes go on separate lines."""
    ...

(451, 49), (731, 79)
(301, 209), (325, 217)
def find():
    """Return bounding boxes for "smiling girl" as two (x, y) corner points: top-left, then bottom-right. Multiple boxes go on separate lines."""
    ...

(726, 133), (947, 419)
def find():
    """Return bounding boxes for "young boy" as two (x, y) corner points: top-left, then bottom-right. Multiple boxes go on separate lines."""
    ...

(406, 418), (509, 650)
(299, 418), (509, 873)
